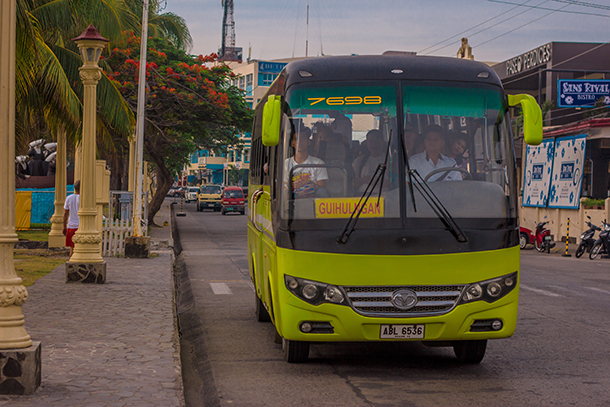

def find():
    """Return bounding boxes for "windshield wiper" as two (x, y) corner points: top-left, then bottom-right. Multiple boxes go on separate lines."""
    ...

(407, 169), (468, 243)
(337, 132), (392, 244)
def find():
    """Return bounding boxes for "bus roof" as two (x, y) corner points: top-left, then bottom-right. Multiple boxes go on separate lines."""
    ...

(283, 55), (503, 88)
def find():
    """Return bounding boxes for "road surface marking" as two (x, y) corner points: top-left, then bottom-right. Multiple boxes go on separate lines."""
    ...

(520, 284), (563, 297)
(210, 283), (232, 295)
(585, 287), (610, 295)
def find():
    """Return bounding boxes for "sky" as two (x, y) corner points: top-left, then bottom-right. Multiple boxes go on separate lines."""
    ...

(161, 0), (610, 63)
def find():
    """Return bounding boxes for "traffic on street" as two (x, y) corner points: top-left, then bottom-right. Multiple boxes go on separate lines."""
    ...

(174, 200), (610, 407)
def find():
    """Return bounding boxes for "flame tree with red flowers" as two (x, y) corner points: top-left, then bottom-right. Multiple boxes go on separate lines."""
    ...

(102, 33), (253, 225)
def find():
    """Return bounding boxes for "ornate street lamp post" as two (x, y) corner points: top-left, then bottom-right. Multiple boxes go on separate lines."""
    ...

(0, 0), (41, 395)
(66, 25), (108, 283)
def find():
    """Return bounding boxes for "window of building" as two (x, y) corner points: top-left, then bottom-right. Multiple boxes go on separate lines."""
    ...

(259, 73), (277, 86)
(239, 76), (245, 89)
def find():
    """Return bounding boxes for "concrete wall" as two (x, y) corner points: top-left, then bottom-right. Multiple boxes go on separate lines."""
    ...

(520, 198), (610, 243)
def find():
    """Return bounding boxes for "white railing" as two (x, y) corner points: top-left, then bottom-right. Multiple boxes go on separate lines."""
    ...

(101, 191), (149, 256)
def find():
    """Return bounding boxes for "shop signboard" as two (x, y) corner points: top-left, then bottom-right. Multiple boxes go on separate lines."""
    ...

(258, 61), (287, 74)
(558, 79), (610, 108)
(523, 139), (555, 207)
(548, 134), (587, 209)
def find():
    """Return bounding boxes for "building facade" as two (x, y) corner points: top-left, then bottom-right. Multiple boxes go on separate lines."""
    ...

(492, 42), (610, 198)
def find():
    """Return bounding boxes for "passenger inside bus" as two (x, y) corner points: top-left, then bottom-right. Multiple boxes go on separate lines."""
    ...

(445, 131), (469, 178)
(403, 122), (419, 155)
(408, 124), (463, 182)
(352, 130), (391, 193)
(284, 126), (330, 198)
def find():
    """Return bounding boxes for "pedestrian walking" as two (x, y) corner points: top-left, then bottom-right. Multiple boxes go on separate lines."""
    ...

(63, 180), (80, 256)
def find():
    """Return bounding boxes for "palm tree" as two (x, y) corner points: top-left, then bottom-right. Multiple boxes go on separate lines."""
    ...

(15, 0), (192, 156)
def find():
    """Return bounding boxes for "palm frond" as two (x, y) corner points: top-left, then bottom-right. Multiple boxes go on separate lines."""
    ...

(148, 12), (192, 51)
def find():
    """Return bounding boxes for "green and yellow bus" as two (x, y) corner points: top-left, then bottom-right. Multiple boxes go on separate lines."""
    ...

(247, 55), (541, 363)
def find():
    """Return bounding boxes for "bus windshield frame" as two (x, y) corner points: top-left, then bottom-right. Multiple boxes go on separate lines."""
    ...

(278, 79), (517, 235)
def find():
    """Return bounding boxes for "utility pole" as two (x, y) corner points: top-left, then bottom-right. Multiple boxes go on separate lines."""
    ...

(126, 0), (150, 257)
(306, 0), (309, 58)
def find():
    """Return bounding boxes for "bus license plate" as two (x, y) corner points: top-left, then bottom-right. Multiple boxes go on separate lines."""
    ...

(380, 324), (425, 339)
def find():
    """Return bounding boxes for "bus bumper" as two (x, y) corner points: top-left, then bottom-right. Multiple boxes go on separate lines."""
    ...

(275, 286), (518, 343)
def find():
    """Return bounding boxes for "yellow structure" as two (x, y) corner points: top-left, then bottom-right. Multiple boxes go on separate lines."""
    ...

(0, 0), (33, 349)
(67, 25), (107, 280)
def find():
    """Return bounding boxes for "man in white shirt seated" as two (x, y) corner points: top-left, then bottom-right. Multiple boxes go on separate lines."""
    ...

(284, 126), (330, 198)
(408, 124), (462, 182)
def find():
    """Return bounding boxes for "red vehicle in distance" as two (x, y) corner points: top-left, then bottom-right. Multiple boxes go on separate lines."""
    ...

(221, 186), (246, 215)
(519, 226), (535, 249)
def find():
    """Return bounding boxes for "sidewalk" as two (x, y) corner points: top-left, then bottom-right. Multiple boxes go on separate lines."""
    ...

(0, 200), (183, 407)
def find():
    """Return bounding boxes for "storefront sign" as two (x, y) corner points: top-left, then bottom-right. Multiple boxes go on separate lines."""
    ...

(558, 79), (610, 108)
(523, 139), (555, 208)
(548, 134), (587, 209)
(506, 43), (552, 77)
(258, 61), (287, 74)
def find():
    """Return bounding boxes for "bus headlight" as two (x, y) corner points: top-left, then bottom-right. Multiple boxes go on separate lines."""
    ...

(284, 275), (348, 306)
(459, 272), (518, 304)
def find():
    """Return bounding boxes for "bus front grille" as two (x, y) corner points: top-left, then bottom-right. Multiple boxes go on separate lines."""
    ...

(342, 285), (466, 317)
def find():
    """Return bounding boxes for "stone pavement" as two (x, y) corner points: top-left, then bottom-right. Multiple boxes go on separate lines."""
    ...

(0, 201), (183, 407)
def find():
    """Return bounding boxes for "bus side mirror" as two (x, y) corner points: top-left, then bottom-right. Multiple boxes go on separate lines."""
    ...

(262, 95), (281, 146)
(507, 94), (542, 146)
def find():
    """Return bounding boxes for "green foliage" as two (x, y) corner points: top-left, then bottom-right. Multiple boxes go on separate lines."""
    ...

(581, 198), (605, 208)
(103, 35), (253, 176)
(583, 97), (610, 120)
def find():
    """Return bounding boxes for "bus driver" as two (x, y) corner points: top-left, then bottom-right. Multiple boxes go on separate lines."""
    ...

(284, 126), (330, 198)
(409, 124), (463, 182)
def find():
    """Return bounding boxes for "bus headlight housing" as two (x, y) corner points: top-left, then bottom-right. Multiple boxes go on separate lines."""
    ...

(285, 275), (347, 306)
(459, 272), (518, 304)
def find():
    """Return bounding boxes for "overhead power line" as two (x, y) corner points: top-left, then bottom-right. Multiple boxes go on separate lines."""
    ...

(550, 0), (610, 11)
(474, 3), (570, 48)
(487, 0), (610, 17)
(418, 0), (535, 54)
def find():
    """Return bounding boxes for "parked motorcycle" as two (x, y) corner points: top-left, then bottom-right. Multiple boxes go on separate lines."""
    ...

(575, 216), (600, 258)
(589, 221), (610, 260)
(534, 220), (555, 253)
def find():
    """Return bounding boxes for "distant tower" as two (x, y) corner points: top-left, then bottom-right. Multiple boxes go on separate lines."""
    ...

(219, 0), (242, 62)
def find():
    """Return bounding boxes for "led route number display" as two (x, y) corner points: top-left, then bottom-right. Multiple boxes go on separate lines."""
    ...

(307, 96), (382, 106)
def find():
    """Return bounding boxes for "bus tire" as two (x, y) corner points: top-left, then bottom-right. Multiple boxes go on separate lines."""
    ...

(589, 242), (603, 260)
(255, 293), (271, 322)
(282, 338), (309, 363)
(453, 340), (487, 364)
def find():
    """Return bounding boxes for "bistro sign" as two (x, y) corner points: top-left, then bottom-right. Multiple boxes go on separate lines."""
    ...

(506, 43), (552, 77)
(558, 79), (610, 108)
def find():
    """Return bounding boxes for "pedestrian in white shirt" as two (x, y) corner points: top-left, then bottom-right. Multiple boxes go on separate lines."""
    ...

(63, 180), (80, 257)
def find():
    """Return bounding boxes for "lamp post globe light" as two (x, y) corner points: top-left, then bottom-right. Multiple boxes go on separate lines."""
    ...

(66, 25), (108, 283)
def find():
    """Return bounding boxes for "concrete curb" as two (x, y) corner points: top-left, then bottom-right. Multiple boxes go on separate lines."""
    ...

(170, 203), (221, 407)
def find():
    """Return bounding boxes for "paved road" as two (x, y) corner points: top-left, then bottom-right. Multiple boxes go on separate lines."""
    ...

(175, 201), (610, 407)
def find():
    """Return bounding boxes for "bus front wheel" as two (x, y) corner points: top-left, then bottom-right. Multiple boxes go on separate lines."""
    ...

(255, 293), (271, 322)
(282, 338), (310, 363)
(453, 340), (487, 364)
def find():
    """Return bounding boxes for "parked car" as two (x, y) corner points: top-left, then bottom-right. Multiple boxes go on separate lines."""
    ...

(197, 185), (223, 211)
(519, 226), (535, 249)
(185, 187), (199, 203)
(221, 186), (245, 215)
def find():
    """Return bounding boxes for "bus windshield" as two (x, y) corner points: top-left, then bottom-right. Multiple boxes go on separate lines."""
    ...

(399, 82), (517, 224)
(281, 81), (516, 230)
(281, 82), (400, 227)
